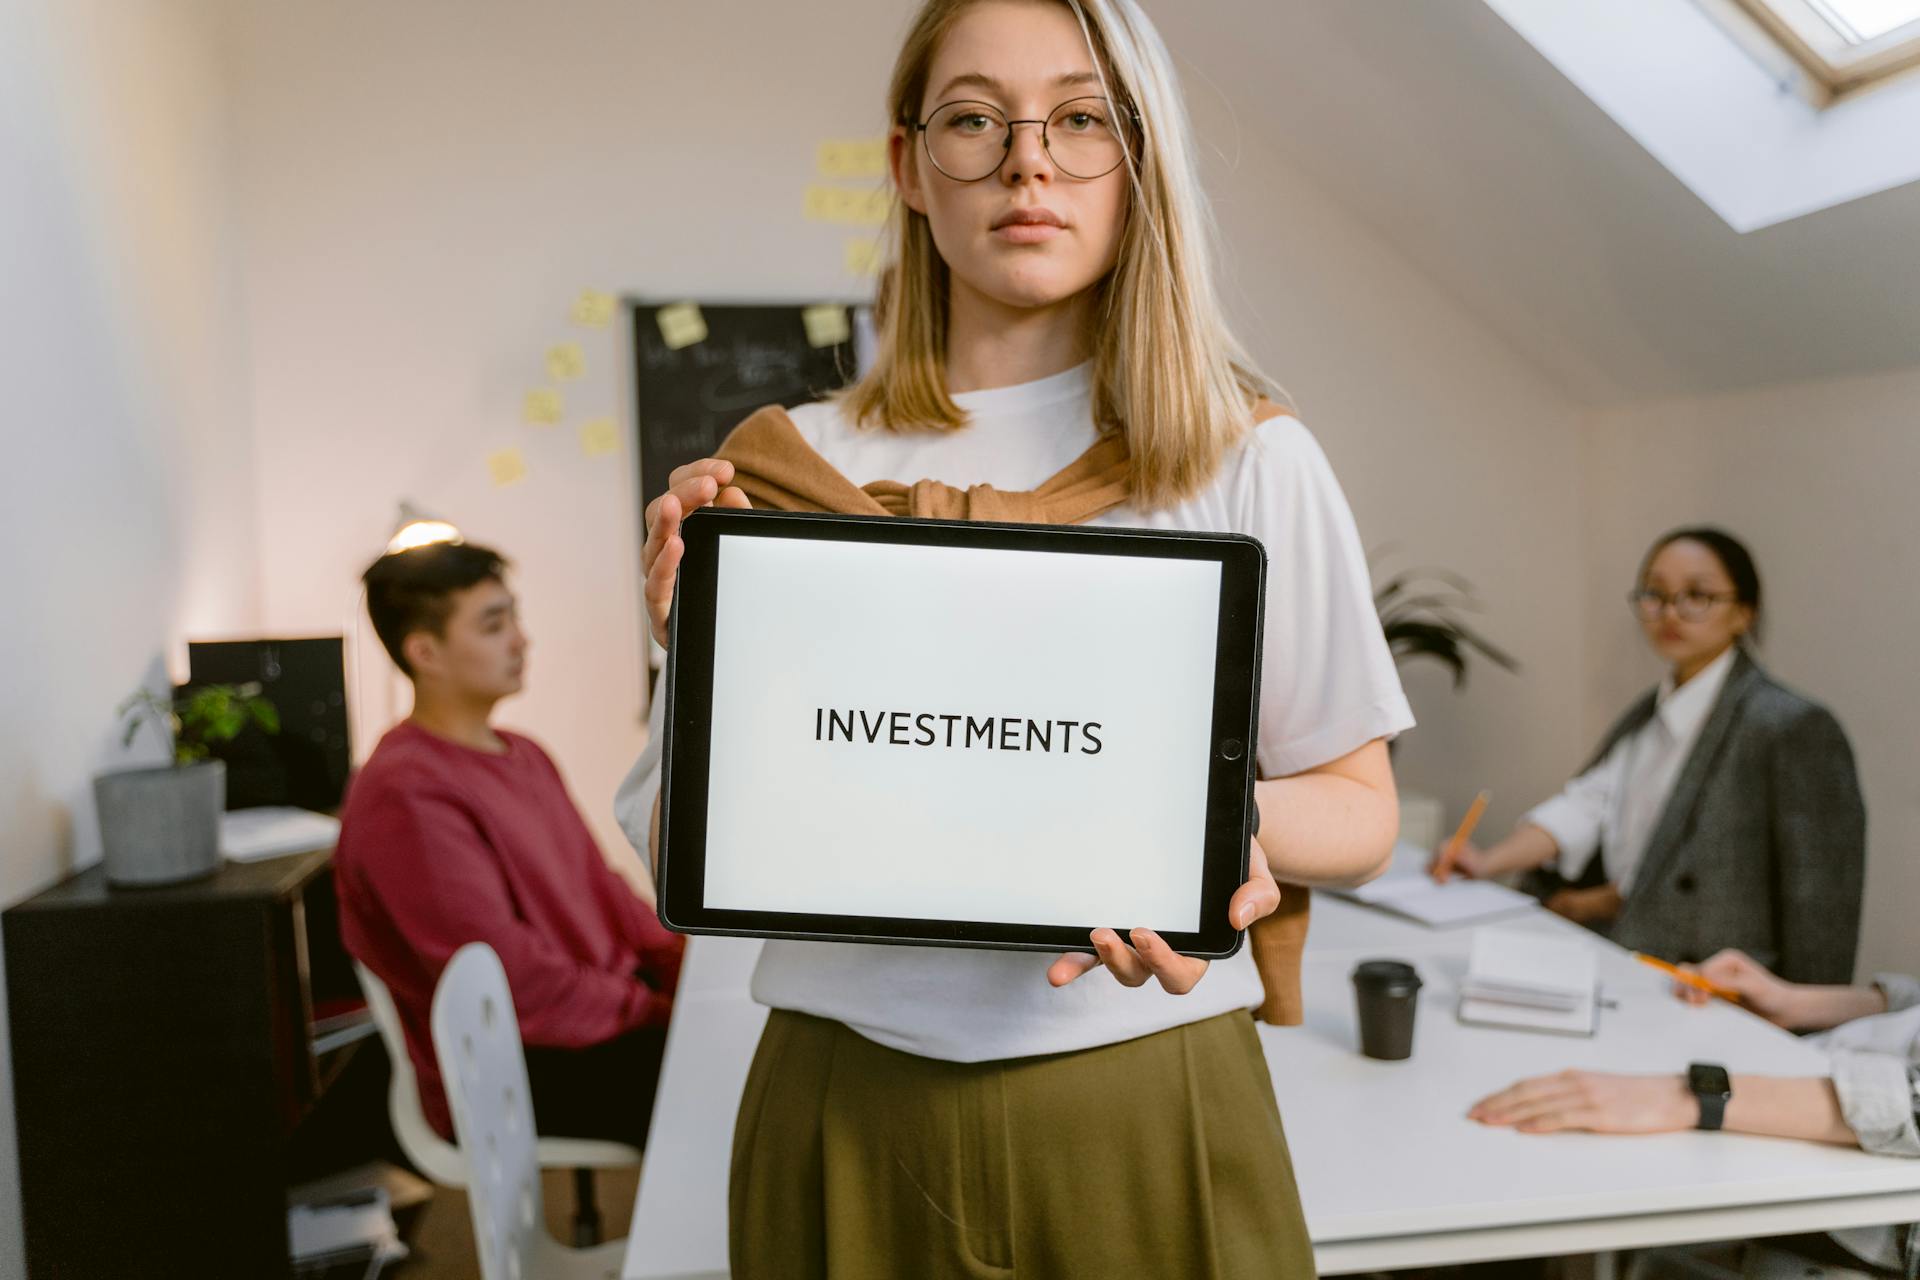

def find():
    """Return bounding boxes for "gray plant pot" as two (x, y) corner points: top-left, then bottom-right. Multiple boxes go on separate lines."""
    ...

(93, 759), (225, 887)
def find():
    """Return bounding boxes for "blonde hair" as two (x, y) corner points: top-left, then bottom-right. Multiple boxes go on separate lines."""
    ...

(840, 0), (1281, 509)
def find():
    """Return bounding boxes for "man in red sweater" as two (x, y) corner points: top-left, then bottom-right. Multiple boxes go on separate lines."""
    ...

(335, 539), (680, 1147)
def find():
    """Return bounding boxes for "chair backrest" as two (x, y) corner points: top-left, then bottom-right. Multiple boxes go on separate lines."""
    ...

(354, 960), (468, 1186)
(430, 942), (545, 1280)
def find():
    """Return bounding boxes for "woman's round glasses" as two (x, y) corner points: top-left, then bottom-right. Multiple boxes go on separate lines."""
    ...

(1627, 588), (1737, 621)
(913, 97), (1134, 182)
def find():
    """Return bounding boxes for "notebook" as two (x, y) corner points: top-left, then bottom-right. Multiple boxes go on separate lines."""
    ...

(1456, 926), (1600, 1036)
(1329, 842), (1539, 928)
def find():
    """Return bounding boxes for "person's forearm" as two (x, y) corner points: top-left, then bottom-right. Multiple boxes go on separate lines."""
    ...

(1256, 768), (1398, 888)
(1782, 983), (1889, 1032)
(1725, 1075), (1858, 1146)
(1483, 824), (1560, 877)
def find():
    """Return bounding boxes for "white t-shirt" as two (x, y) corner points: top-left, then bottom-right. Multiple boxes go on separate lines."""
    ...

(615, 362), (1413, 1062)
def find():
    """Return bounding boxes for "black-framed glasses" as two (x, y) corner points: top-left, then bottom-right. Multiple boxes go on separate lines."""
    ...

(912, 96), (1137, 182)
(1627, 588), (1738, 621)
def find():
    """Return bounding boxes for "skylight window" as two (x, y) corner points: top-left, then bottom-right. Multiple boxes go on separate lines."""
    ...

(1815, 0), (1920, 42)
(1735, 0), (1920, 97)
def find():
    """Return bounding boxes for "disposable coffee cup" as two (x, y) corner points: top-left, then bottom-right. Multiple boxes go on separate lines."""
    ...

(1351, 959), (1423, 1061)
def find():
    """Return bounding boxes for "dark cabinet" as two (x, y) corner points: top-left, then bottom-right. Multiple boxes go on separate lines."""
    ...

(5, 846), (356, 1278)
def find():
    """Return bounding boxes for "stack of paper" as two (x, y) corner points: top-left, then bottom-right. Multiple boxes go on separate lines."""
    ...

(1457, 926), (1600, 1037)
(288, 1186), (408, 1273)
(219, 806), (340, 862)
(1328, 842), (1539, 928)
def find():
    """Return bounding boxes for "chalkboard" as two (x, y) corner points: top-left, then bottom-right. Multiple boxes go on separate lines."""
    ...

(630, 301), (873, 513)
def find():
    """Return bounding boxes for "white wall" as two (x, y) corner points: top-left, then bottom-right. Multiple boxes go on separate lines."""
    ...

(1180, 89), (1592, 846)
(224, 0), (1591, 876)
(6, 4), (1903, 1271)
(1585, 367), (1920, 980)
(0, 0), (255, 1271)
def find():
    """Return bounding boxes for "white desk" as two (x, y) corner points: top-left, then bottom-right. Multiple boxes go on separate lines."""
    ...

(625, 899), (1920, 1277)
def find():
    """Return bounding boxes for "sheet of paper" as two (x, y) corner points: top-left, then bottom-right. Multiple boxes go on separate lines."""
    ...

(801, 303), (851, 349)
(523, 387), (563, 425)
(219, 807), (341, 862)
(656, 302), (708, 350)
(545, 342), (584, 381)
(288, 1188), (407, 1265)
(1327, 841), (1538, 927)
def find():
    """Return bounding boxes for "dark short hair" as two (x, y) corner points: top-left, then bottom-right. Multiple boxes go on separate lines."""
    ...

(1640, 526), (1763, 643)
(362, 542), (510, 676)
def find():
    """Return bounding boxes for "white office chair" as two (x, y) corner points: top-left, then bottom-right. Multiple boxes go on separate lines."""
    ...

(354, 960), (639, 1244)
(429, 943), (630, 1279)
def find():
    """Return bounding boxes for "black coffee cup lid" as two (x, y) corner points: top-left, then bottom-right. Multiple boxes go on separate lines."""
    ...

(1352, 959), (1422, 995)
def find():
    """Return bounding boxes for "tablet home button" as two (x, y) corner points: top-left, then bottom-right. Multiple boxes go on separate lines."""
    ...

(1220, 738), (1244, 761)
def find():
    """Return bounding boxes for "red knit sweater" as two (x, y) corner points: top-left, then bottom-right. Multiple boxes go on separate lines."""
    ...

(334, 721), (680, 1137)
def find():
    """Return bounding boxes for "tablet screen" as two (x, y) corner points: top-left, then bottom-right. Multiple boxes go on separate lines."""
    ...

(699, 531), (1224, 933)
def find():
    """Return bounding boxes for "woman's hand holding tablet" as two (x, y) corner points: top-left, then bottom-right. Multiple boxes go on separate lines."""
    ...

(1045, 836), (1282, 993)
(641, 458), (751, 649)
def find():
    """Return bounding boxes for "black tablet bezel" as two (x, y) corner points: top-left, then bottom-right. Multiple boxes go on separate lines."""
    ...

(656, 507), (1266, 958)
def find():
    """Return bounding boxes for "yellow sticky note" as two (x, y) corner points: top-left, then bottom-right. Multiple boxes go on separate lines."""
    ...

(844, 238), (883, 278)
(817, 138), (888, 179)
(804, 184), (891, 226)
(843, 187), (892, 227)
(656, 302), (707, 350)
(571, 289), (616, 328)
(803, 184), (839, 223)
(546, 342), (584, 381)
(801, 304), (851, 349)
(523, 387), (563, 426)
(487, 447), (527, 487)
(579, 417), (622, 458)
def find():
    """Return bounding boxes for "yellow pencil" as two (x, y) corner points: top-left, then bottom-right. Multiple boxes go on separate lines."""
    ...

(1634, 952), (1744, 1003)
(1430, 790), (1490, 883)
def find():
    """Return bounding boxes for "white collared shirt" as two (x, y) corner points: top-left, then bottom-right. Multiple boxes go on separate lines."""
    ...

(1525, 644), (1739, 894)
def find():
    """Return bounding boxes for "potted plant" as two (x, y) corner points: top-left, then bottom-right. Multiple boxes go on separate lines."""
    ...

(1374, 563), (1519, 689)
(1373, 558), (1519, 850)
(94, 683), (280, 886)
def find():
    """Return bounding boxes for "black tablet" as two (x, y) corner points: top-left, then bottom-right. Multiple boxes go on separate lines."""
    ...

(656, 507), (1266, 958)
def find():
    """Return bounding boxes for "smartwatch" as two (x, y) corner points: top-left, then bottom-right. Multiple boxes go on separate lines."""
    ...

(1688, 1062), (1732, 1131)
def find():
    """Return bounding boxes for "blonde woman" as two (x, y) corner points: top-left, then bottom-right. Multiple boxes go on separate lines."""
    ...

(617, 0), (1412, 1272)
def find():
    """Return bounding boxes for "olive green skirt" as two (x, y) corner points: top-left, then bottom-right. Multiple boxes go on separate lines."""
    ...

(729, 1008), (1316, 1279)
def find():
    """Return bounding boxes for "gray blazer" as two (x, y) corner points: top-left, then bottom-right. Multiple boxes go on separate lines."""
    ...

(1575, 648), (1867, 984)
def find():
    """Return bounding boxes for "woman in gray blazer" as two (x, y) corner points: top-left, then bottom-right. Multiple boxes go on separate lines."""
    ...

(1437, 527), (1866, 983)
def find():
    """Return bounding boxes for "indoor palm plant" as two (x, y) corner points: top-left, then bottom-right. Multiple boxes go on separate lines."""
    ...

(1374, 561), (1519, 689)
(94, 683), (279, 886)
(1373, 558), (1518, 850)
